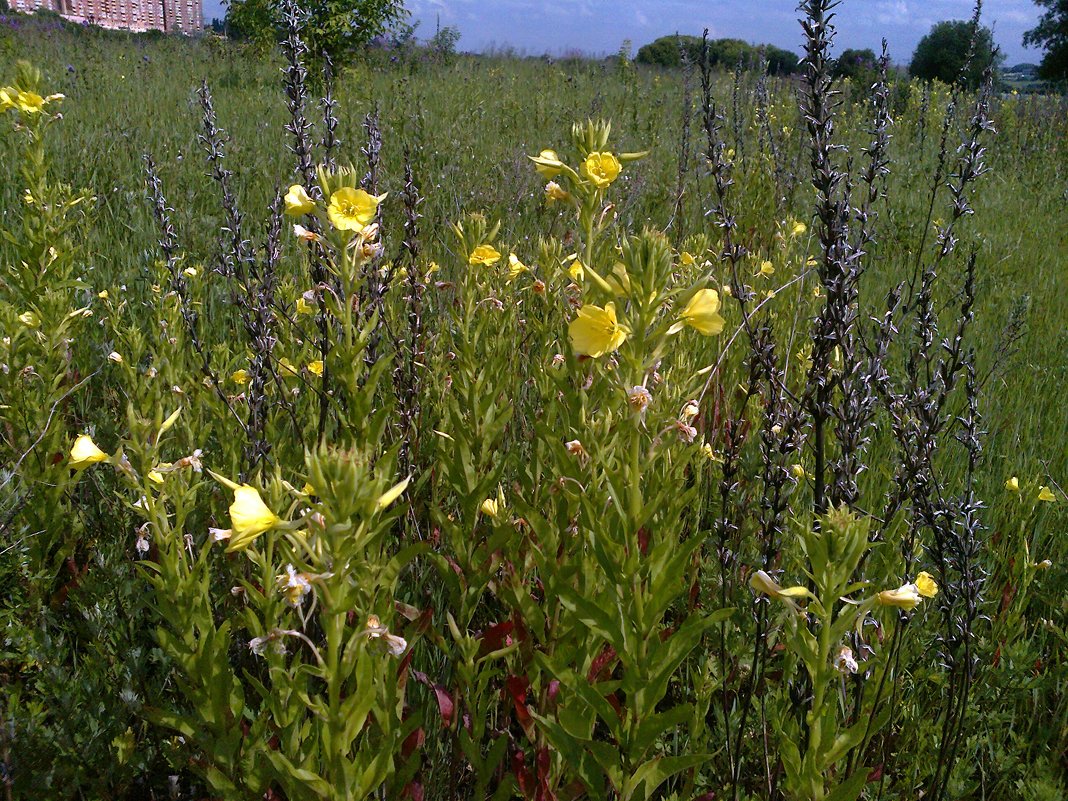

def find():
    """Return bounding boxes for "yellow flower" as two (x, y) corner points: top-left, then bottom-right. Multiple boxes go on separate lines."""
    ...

(1005, 476), (1019, 492)
(296, 297), (314, 315)
(19, 310), (40, 328)
(227, 485), (280, 552)
(69, 434), (108, 469)
(915, 572), (939, 598)
(790, 464), (806, 479)
(469, 244), (502, 267)
(0, 87), (13, 111)
(1037, 486), (1057, 502)
(284, 184), (317, 217)
(530, 149), (564, 178)
(15, 91), (45, 114)
(307, 359), (324, 377)
(327, 187), (385, 231)
(582, 151), (622, 188)
(507, 253), (529, 281)
(669, 289), (725, 336)
(877, 583), (923, 610)
(279, 357), (299, 376)
(376, 476), (411, 510)
(790, 220), (807, 237)
(568, 302), (630, 357)
(148, 470), (165, 485)
(568, 259), (585, 282)
(545, 181), (570, 202)
(749, 569), (812, 604)
(480, 498), (499, 518)
(759, 260), (775, 277)
(231, 369), (249, 385)
(679, 251), (696, 266)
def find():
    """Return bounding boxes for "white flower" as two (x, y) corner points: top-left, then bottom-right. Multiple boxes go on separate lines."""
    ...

(209, 527), (232, 543)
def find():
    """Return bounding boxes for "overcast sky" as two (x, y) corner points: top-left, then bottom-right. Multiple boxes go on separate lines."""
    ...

(204, 0), (1044, 65)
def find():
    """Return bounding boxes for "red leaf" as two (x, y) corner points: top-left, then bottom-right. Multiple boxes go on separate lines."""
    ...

(432, 685), (455, 728)
(478, 620), (515, 657)
(401, 726), (425, 759)
(506, 675), (535, 739)
(586, 645), (618, 683)
(637, 526), (650, 556)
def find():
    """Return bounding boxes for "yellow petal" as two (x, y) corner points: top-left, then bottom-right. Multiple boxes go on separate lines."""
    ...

(376, 476), (411, 510)
(69, 434), (108, 469)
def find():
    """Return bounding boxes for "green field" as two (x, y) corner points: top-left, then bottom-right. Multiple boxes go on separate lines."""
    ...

(1, 12), (1066, 801)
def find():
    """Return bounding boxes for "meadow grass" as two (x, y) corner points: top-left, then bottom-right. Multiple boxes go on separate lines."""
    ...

(1, 14), (1066, 800)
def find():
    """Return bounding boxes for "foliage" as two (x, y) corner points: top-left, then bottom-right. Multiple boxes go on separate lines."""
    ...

(909, 19), (1001, 88)
(832, 47), (877, 81)
(224, 0), (408, 66)
(1, 6), (1067, 801)
(636, 34), (799, 74)
(1024, 0), (1068, 81)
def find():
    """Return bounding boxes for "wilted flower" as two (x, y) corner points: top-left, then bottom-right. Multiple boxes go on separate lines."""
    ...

(582, 151), (621, 188)
(69, 434), (108, 469)
(469, 244), (502, 267)
(544, 181), (570, 202)
(569, 302), (629, 357)
(759, 260), (775, 277)
(108, 351), (124, 364)
(877, 582), (923, 610)
(277, 564), (312, 607)
(1037, 486), (1057, 502)
(834, 645), (859, 674)
(249, 630), (286, 657)
(1005, 476), (1019, 492)
(284, 184), (316, 217)
(293, 224), (320, 242)
(364, 614), (407, 657)
(209, 527), (232, 543)
(565, 439), (588, 459)
(19, 310), (40, 328)
(676, 422), (698, 443)
(680, 400), (700, 420)
(628, 385), (652, 413)
(668, 289), (725, 336)
(480, 498), (500, 518)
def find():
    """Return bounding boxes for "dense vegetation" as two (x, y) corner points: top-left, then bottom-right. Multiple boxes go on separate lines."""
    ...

(0, 5), (1066, 801)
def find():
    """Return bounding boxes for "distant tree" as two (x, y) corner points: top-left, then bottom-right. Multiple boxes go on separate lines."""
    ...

(635, 34), (798, 74)
(833, 47), (878, 80)
(428, 20), (461, 62)
(224, 0), (408, 66)
(763, 44), (800, 74)
(909, 20), (1001, 88)
(1024, 0), (1068, 81)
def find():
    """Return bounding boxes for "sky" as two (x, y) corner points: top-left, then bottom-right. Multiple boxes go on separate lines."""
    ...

(203, 0), (1044, 65)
